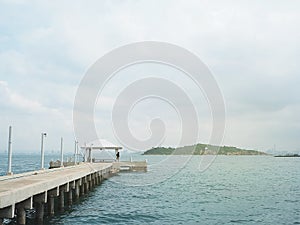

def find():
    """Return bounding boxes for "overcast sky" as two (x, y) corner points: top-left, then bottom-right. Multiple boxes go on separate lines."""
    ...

(0, 0), (299, 153)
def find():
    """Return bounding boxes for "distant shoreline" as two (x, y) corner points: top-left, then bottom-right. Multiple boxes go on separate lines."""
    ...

(274, 154), (300, 158)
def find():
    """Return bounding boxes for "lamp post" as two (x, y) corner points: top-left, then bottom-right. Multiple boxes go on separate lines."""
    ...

(60, 137), (64, 167)
(7, 126), (13, 175)
(74, 140), (78, 164)
(40, 132), (47, 170)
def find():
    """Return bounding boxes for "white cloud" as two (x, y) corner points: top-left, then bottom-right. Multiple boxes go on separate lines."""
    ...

(0, 80), (44, 112)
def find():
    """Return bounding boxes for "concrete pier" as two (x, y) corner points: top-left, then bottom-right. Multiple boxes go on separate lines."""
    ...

(0, 163), (112, 224)
(112, 161), (147, 172)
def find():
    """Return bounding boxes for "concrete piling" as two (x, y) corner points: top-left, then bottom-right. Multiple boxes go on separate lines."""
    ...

(35, 202), (44, 225)
(47, 196), (55, 216)
(92, 173), (96, 187)
(47, 188), (58, 216)
(68, 189), (73, 205)
(87, 179), (90, 191)
(84, 177), (89, 194)
(87, 174), (91, 190)
(16, 207), (26, 225)
(75, 181), (80, 199)
(89, 175), (93, 189)
(33, 193), (46, 225)
(58, 190), (64, 212)
(15, 197), (32, 225)
(80, 182), (85, 196)
(89, 179), (93, 190)
(95, 173), (98, 185)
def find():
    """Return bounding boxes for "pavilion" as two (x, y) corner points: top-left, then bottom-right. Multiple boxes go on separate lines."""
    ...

(81, 139), (122, 162)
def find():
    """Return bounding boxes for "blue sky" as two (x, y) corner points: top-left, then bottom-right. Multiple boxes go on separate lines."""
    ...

(0, 0), (300, 153)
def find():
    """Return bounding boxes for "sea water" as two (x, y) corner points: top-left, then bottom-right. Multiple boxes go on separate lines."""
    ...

(0, 154), (299, 224)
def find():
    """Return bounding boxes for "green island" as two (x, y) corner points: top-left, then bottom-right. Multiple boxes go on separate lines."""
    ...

(143, 143), (268, 155)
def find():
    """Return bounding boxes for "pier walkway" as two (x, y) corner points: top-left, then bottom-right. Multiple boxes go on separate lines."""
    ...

(0, 163), (113, 224)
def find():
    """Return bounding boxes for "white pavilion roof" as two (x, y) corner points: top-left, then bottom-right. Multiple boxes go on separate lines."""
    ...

(81, 139), (122, 150)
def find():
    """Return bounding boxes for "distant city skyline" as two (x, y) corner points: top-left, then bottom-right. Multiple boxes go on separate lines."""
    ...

(0, 1), (299, 153)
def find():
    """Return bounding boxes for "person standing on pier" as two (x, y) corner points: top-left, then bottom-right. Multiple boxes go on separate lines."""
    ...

(116, 151), (120, 162)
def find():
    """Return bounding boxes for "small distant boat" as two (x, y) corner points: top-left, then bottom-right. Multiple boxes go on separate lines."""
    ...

(274, 154), (300, 157)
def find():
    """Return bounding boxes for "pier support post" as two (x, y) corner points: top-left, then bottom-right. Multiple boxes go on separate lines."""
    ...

(0, 205), (15, 219)
(89, 178), (93, 190)
(47, 196), (55, 216)
(95, 174), (99, 185)
(80, 183), (85, 196)
(99, 173), (102, 183)
(58, 190), (64, 212)
(68, 189), (73, 205)
(47, 188), (59, 216)
(84, 177), (89, 193)
(87, 175), (91, 190)
(0, 218), (3, 225)
(92, 174), (96, 187)
(75, 181), (80, 199)
(33, 192), (46, 225)
(90, 174), (93, 189)
(16, 197), (32, 225)
(35, 202), (44, 225)
(16, 207), (26, 225)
